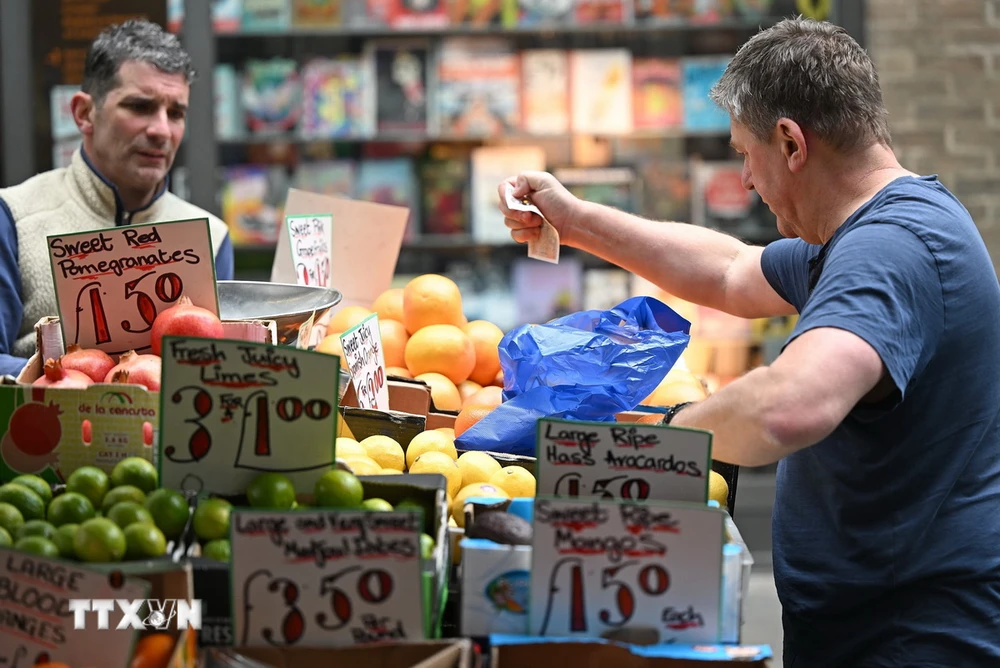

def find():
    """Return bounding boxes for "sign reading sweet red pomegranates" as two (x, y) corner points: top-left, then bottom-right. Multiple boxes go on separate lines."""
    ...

(46, 218), (220, 357)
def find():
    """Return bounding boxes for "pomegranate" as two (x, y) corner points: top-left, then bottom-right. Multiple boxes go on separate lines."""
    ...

(150, 296), (224, 356)
(60, 344), (115, 383)
(105, 351), (162, 391)
(8, 400), (63, 457)
(33, 359), (93, 389)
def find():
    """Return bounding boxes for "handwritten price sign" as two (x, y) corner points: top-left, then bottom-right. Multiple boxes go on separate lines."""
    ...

(286, 214), (332, 287)
(0, 547), (149, 668)
(158, 336), (340, 497)
(230, 508), (426, 648)
(529, 498), (724, 644)
(47, 218), (219, 356)
(535, 419), (712, 505)
(339, 314), (389, 411)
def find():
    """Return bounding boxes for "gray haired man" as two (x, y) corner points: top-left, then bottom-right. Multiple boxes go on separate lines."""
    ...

(0, 19), (233, 376)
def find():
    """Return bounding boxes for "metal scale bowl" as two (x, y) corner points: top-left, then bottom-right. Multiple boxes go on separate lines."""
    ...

(217, 280), (343, 348)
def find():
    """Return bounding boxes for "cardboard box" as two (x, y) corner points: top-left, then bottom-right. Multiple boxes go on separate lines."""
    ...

(204, 638), (474, 668)
(0, 317), (276, 484)
(489, 637), (772, 667)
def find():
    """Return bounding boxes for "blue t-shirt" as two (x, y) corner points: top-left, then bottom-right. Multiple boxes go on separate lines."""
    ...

(761, 175), (1000, 667)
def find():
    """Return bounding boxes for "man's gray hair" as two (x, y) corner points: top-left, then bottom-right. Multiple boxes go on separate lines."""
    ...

(710, 17), (891, 153)
(82, 19), (196, 104)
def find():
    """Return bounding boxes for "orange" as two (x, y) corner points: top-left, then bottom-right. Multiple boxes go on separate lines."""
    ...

(465, 385), (503, 409)
(405, 324), (476, 385)
(463, 320), (504, 386)
(379, 319), (409, 368)
(402, 274), (465, 334)
(457, 380), (483, 403)
(316, 333), (349, 369)
(330, 305), (371, 333)
(455, 404), (494, 438)
(415, 373), (462, 412)
(372, 288), (404, 322)
(386, 366), (412, 379)
(492, 369), (504, 387)
(130, 631), (175, 668)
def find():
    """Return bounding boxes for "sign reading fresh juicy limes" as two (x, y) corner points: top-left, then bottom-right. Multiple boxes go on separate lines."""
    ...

(229, 508), (426, 647)
(529, 497), (725, 644)
(339, 313), (390, 411)
(157, 336), (340, 497)
(535, 419), (712, 504)
(0, 546), (149, 668)
(47, 218), (219, 356)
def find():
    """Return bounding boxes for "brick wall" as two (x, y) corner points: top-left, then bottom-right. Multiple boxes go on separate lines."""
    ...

(867, 0), (1000, 265)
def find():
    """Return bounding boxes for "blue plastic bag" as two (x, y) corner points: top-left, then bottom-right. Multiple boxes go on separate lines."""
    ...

(455, 296), (691, 457)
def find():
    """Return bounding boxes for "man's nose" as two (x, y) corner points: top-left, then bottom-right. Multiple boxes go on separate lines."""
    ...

(146, 109), (170, 142)
(741, 163), (755, 191)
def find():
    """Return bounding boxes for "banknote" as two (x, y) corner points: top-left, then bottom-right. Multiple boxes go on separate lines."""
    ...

(505, 183), (560, 264)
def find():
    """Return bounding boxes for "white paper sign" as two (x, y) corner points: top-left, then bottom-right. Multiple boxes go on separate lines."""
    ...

(529, 498), (724, 644)
(505, 182), (560, 264)
(286, 214), (332, 287)
(158, 336), (340, 497)
(0, 547), (150, 668)
(47, 218), (219, 356)
(535, 419), (712, 504)
(230, 508), (426, 648)
(339, 314), (389, 411)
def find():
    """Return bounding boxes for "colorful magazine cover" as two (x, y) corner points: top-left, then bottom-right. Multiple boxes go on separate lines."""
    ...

(389, 0), (449, 27)
(365, 41), (434, 135)
(242, 0), (292, 30)
(437, 38), (520, 138)
(222, 165), (290, 246)
(570, 49), (633, 135)
(509, 0), (573, 26)
(300, 57), (366, 138)
(292, 0), (342, 26)
(682, 56), (731, 132)
(242, 58), (303, 134)
(521, 49), (569, 135)
(575, 0), (630, 23)
(293, 160), (357, 198)
(634, 0), (690, 21)
(447, 0), (516, 27)
(420, 157), (469, 235)
(633, 57), (683, 130)
(356, 158), (421, 241)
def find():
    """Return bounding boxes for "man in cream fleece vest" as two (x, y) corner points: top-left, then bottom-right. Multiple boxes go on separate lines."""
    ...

(0, 19), (233, 376)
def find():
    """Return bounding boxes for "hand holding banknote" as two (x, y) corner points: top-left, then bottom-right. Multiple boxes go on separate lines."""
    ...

(497, 172), (582, 264)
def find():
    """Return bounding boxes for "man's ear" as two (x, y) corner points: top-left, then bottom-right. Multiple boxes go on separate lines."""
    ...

(70, 92), (96, 136)
(776, 117), (808, 173)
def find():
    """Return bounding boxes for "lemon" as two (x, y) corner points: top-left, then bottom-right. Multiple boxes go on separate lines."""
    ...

(456, 451), (502, 487)
(488, 466), (536, 499)
(405, 430), (458, 469)
(451, 483), (509, 528)
(360, 435), (406, 472)
(409, 452), (462, 497)
(343, 457), (382, 476)
(435, 427), (456, 439)
(709, 470), (729, 507)
(336, 437), (366, 459)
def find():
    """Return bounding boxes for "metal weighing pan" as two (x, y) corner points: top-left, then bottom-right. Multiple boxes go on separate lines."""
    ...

(217, 280), (343, 348)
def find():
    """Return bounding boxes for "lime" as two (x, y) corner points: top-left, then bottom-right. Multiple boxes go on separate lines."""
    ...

(420, 533), (435, 560)
(52, 524), (78, 558)
(0, 484), (46, 522)
(0, 502), (25, 537)
(17, 520), (56, 541)
(246, 473), (296, 509)
(47, 492), (96, 527)
(15, 536), (59, 558)
(193, 498), (232, 542)
(144, 489), (190, 540)
(73, 517), (127, 563)
(314, 470), (364, 509)
(361, 498), (394, 512)
(106, 501), (154, 529)
(202, 539), (231, 563)
(66, 467), (110, 509)
(110, 457), (158, 493)
(0, 527), (11, 547)
(101, 485), (147, 513)
(124, 522), (167, 560)
(11, 475), (52, 505)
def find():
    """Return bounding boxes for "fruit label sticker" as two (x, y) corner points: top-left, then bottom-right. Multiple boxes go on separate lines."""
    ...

(529, 497), (724, 644)
(0, 384), (158, 485)
(46, 218), (219, 357)
(230, 508), (426, 648)
(157, 336), (340, 497)
(285, 214), (332, 288)
(535, 419), (712, 504)
(0, 546), (150, 668)
(339, 314), (389, 411)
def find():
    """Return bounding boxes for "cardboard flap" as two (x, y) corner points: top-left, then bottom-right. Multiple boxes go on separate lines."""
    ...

(276, 189), (410, 310)
(228, 638), (472, 668)
(341, 407), (426, 447)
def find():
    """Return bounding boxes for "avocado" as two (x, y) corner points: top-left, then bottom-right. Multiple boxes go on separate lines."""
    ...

(466, 510), (532, 546)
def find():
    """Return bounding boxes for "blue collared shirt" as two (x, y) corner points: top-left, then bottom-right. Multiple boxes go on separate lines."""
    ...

(0, 153), (234, 377)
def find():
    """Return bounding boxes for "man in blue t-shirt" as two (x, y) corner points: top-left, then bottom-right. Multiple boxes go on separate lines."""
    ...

(497, 17), (1000, 668)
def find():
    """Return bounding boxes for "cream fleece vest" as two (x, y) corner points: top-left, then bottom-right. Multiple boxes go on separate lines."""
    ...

(0, 148), (230, 359)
